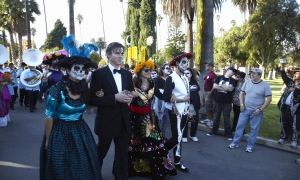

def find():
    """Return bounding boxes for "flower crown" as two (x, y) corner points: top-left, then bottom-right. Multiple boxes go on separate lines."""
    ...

(134, 60), (155, 74)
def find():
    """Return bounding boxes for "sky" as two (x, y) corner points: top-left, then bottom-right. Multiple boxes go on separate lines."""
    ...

(30, 1), (259, 50)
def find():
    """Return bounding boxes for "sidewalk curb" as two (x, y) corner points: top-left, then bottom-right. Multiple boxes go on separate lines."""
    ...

(197, 123), (300, 155)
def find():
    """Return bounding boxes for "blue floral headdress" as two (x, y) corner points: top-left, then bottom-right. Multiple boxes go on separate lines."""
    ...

(61, 34), (99, 58)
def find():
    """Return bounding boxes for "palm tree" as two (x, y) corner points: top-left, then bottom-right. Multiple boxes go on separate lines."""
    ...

(90, 37), (106, 58)
(157, 14), (163, 50)
(68, 0), (75, 34)
(215, 14), (220, 35)
(231, 19), (236, 27)
(219, 28), (225, 35)
(231, 0), (257, 15)
(0, 0), (40, 63)
(42, 0), (48, 36)
(99, 0), (105, 42)
(119, 0), (126, 25)
(30, 27), (36, 47)
(162, 0), (196, 66)
(76, 14), (83, 43)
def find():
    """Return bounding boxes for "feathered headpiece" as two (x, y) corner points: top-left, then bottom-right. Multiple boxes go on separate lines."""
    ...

(53, 35), (99, 69)
(61, 34), (99, 58)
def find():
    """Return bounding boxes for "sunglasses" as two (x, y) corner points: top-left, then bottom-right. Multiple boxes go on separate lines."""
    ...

(143, 69), (152, 73)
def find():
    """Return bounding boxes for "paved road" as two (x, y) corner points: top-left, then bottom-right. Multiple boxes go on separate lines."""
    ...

(0, 102), (300, 180)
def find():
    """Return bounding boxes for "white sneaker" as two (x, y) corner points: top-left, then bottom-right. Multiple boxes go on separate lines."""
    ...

(206, 121), (213, 129)
(200, 119), (210, 124)
(291, 141), (297, 148)
(182, 138), (188, 143)
(190, 136), (198, 142)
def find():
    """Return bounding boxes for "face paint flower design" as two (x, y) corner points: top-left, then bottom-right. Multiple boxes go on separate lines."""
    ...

(184, 70), (191, 79)
(151, 71), (157, 79)
(163, 65), (171, 75)
(70, 64), (85, 80)
(178, 57), (188, 72)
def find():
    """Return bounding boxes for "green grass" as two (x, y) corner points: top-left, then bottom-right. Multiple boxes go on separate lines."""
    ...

(208, 77), (284, 141)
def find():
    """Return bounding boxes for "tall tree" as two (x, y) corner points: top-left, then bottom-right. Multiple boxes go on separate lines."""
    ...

(44, 19), (67, 50)
(244, 0), (300, 78)
(68, 0), (75, 34)
(232, 0), (257, 14)
(123, 0), (156, 62)
(30, 27), (36, 47)
(76, 14), (83, 43)
(90, 37), (107, 58)
(157, 14), (163, 50)
(164, 19), (186, 60)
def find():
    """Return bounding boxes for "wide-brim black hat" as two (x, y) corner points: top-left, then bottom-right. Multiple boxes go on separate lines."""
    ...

(53, 56), (98, 69)
(42, 50), (69, 65)
(168, 52), (194, 67)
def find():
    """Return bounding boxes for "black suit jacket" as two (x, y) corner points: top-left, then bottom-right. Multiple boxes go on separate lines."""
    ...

(90, 66), (133, 138)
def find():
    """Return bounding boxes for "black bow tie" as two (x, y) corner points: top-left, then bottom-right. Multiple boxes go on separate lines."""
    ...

(113, 69), (122, 74)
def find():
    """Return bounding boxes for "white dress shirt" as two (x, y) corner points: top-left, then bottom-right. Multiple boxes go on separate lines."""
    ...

(108, 63), (122, 93)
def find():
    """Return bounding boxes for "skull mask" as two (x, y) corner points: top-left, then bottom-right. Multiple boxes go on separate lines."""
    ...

(184, 70), (191, 79)
(70, 64), (85, 80)
(163, 65), (171, 75)
(151, 71), (158, 79)
(178, 57), (188, 73)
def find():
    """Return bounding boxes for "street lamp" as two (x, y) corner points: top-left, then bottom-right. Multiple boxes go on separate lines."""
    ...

(146, 36), (154, 60)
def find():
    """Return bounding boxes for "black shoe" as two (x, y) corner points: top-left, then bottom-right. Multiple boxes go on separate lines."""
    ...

(30, 109), (34, 112)
(20, 102), (23, 106)
(10, 107), (15, 110)
(25, 104), (29, 107)
(34, 107), (37, 110)
(39, 99), (44, 103)
(174, 163), (189, 172)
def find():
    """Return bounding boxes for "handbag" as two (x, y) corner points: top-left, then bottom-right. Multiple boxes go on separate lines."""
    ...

(172, 103), (179, 114)
(189, 104), (196, 116)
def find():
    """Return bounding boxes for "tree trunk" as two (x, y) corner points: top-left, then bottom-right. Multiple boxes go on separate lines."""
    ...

(18, 33), (23, 63)
(2, 31), (6, 47)
(260, 47), (265, 79)
(200, 0), (214, 74)
(69, 0), (75, 35)
(186, 19), (193, 67)
(198, 0), (214, 114)
(9, 33), (16, 64)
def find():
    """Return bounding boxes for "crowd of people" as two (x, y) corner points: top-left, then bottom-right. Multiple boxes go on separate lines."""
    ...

(0, 37), (300, 179)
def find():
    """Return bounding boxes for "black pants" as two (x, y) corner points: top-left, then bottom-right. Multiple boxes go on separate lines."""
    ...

(212, 102), (232, 136)
(27, 90), (39, 110)
(97, 121), (129, 180)
(231, 104), (241, 132)
(13, 86), (18, 98)
(19, 88), (28, 105)
(280, 104), (299, 142)
(183, 102), (199, 137)
(165, 110), (188, 164)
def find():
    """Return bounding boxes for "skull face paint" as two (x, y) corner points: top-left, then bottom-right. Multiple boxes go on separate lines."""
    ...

(151, 71), (158, 79)
(163, 65), (171, 75)
(70, 64), (85, 80)
(184, 70), (191, 79)
(178, 57), (188, 72)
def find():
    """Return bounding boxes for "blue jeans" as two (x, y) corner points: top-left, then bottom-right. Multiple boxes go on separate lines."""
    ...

(158, 110), (169, 136)
(232, 109), (264, 149)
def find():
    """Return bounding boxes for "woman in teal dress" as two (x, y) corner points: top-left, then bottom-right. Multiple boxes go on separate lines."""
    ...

(128, 60), (177, 180)
(39, 56), (101, 180)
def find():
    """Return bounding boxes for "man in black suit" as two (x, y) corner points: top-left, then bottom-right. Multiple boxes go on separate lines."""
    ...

(90, 42), (133, 180)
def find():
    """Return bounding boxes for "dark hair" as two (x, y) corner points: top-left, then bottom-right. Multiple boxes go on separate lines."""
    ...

(152, 69), (158, 74)
(105, 42), (125, 56)
(9, 63), (13, 65)
(123, 64), (129, 70)
(130, 65), (135, 70)
(236, 71), (246, 79)
(186, 67), (197, 80)
(158, 63), (169, 77)
(133, 69), (151, 90)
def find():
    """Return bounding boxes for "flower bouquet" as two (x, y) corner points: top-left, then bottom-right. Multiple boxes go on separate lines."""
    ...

(0, 72), (13, 94)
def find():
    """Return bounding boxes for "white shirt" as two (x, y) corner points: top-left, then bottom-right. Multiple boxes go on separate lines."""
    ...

(108, 63), (122, 93)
